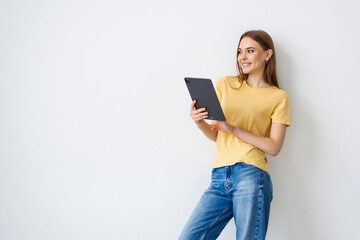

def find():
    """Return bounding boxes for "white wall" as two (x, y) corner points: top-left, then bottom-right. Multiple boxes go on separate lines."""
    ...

(1, 0), (359, 239)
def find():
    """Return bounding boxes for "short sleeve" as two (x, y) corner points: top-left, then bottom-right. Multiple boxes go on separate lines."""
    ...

(270, 92), (291, 126)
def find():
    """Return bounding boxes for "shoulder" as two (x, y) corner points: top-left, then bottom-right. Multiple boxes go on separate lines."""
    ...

(270, 89), (290, 110)
(216, 75), (241, 88)
(271, 87), (290, 100)
(216, 75), (232, 84)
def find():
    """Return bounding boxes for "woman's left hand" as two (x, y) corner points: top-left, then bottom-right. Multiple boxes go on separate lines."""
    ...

(211, 121), (236, 134)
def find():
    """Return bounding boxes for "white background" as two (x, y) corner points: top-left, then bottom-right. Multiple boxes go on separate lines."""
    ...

(1, 0), (360, 239)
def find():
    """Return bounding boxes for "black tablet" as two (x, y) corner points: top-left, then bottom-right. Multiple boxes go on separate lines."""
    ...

(184, 77), (226, 121)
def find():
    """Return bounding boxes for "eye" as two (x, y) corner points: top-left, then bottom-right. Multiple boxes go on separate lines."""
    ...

(237, 50), (242, 54)
(248, 50), (254, 53)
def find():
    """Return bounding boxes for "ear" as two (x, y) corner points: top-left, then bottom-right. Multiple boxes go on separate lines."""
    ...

(265, 49), (273, 61)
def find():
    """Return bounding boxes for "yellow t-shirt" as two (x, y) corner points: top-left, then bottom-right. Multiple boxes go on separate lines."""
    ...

(212, 76), (291, 172)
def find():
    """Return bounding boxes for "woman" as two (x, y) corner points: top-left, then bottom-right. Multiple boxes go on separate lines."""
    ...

(179, 30), (291, 240)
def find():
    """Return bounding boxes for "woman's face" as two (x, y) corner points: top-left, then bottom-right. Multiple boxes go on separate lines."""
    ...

(237, 37), (271, 75)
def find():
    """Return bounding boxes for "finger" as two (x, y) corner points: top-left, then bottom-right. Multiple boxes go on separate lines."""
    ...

(193, 111), (208, 119)
(201, 112), (208, 117)
(190, 100), (207, 112)
(194, 107), (206, 114)
(190, 100), (197, 116)
(194, 112), (208, 119)
(190, 108), (206, 117)
(200, 114), (208, 120)
(201, 115), (208, 120)
(193, 112), (208, 122)
(190, 100), (196, 110)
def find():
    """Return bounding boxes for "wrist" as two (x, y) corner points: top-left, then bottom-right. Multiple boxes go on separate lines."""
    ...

(231, 125), (238, 135)
(196, 119), (206, 128)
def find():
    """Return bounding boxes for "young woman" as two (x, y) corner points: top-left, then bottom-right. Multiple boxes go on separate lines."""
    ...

(179, 30), (291, 240)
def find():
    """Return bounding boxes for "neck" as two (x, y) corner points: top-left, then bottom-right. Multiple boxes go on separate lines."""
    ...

(246, 69), (269, 88)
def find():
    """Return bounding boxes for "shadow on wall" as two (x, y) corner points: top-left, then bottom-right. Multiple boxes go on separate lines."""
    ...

(268, 44), (319, 239)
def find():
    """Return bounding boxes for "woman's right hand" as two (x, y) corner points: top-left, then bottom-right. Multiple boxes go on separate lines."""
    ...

(190, 100), (208, 124)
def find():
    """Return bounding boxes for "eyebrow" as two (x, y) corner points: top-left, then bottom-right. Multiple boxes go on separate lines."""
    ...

(238, 47), (255, 50)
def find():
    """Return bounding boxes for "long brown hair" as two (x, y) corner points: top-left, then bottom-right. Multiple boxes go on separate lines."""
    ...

(236, 30), (279, 88)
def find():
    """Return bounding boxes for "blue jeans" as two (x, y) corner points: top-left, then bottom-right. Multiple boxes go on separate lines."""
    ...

(179, 162), (273, 240)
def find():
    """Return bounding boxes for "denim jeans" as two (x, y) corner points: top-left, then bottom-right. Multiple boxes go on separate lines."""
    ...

(179, 162), (273, 240)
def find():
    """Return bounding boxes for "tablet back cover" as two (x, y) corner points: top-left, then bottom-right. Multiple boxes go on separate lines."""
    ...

(185, 77), (226, 121)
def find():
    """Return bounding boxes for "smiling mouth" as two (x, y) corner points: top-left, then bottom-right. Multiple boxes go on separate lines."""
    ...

(242, 63), (251, 67)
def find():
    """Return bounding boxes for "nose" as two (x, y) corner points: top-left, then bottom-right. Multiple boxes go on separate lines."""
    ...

(239, 52), (247, 60)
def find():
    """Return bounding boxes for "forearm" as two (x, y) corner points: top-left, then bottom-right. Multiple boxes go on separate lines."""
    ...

(196, 120), (218, 142)
(232, 127), (283, 156)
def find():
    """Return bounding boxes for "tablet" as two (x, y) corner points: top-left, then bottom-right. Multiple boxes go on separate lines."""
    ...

(184, 77), (226, 121)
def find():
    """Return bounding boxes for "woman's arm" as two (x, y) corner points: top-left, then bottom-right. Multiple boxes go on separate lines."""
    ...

(211, 121), (288, 156)
(196, 120), (218, 142)
(190, 100), (218, 142)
